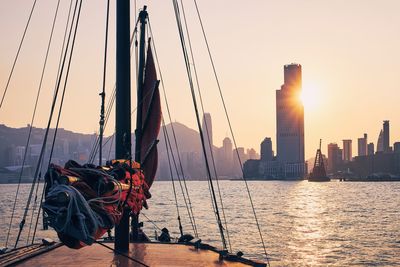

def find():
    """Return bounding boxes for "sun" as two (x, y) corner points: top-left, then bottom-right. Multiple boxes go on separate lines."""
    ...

(300, 84), (319, 110)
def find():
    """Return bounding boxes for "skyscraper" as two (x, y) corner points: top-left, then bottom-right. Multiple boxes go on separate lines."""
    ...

(358, 133), (367, 156)
(383, 120), (390, 153)
(222, 137), (233, 164)
(202, 113), (215, 174)
(377, 130), (384, 152)
(202, 113), (213, 149)
(276, 64), (305, 178)
(367, 142), (374, 155)
(342, 139), (352, 162)
(394, 142), (400, 153)
(260, 137), (273, 161)
(220, 137), (233, 174)
(327, 143), (342, 172)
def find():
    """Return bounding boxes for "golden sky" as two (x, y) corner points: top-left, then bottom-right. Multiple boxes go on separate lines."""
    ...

(1, 0), (400, 159)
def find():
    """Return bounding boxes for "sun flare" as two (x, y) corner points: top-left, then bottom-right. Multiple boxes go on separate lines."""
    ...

(300, 84), (319, 110)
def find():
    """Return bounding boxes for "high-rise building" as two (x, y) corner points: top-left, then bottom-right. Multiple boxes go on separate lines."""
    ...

(260, 137), (273, 161)
(232, 147), (246, 176)
(377, 130), (384, 152)
(201, 113), (216, 175)
(358, 133), (367, 156)
(342, 139), (352, 162)
(394, 142), (400, 153)
(276, 64), (305, 178)
(222, 137), (233, 164)
(202, 113), (213, 150)
(383, 120), (390, 153)
(327, 143), (342, 172)
(247, 148), (258, 160)
(367, 142), (374, 155)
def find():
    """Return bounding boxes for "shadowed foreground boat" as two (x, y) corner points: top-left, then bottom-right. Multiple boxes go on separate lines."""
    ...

(0, 241), (265, 267)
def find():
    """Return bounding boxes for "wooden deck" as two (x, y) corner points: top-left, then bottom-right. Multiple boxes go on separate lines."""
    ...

(5, 242), (264, 267)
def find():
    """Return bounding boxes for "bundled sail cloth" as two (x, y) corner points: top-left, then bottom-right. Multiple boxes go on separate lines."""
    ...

(43, 160), (148, 249)
(139, 43), (161, 189)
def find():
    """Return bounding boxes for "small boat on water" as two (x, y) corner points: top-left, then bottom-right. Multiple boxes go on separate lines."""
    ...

(0, 1), (267, 266)
(308, 139), (330, 182)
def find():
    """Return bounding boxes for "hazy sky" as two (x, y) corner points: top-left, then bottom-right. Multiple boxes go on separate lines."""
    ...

(1, 0), (400, 160)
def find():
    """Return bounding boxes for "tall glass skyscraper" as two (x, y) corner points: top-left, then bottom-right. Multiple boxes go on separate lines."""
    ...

(276, 64), (305, 178)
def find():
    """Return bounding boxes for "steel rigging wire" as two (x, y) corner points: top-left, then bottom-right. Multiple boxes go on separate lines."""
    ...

(178, 0), (232, 252)
(161, 115), (198, 237)
(193, 0), (270, 263)
(172, 0), (228, 250)
(14, 0), (83, 248)
(98, 0), (110, 166)
(162, 118), (184, 237)
(0, 0), (37, 111)
(148, 19), (199, 238)
(4, 0), (65, 248)
(31, 0), (76, 242)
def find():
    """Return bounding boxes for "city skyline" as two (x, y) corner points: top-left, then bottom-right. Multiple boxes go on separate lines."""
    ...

(1, 1), (400, 160)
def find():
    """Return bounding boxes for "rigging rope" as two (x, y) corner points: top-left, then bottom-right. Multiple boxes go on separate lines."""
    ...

(31, 0), (76, 243)
(0, 0), (37, 110)
(193, 0), (270, 263)
(162, 117), (198, 236)
(88, 18), (140, 164)
(141, 213), (162, 232)
(162, 119), (184, 237)
(107, 133), (115, 160)
(94, 241), (149, 267)
(178, 0), (232, 252)
(99, 0), (110, 166)
(4, 0), (62, 248)
(14, 0), (83, 248)
(172, 0), (227, 250)
(148, 18), (199, 238)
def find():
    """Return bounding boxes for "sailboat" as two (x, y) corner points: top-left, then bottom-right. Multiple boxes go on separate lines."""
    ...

(0, 1), (266, 266)
(308, 139), (330, 182)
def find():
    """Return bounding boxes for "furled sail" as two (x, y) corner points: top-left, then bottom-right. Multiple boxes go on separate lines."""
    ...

(139, 43), (161, 190)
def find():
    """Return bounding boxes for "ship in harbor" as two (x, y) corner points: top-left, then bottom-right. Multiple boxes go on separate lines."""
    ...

(308, 140), (330, 182)
(0, 1), (267, 266)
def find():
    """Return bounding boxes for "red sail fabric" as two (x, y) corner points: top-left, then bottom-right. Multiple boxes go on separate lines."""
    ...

(140, 44), (161, 189)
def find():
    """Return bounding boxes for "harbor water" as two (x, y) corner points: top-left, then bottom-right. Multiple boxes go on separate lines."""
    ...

(1, 180), (399, 266)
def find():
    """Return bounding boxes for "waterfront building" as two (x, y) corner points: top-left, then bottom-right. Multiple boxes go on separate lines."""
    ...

(202, 113), (215, 174)
(232, 147), (246, 176)
(260, 137), (273, 161)
(377, 130), (384, 152)
(276, 63), (305, 178)
(383, 120), (390, 153)
(202, 113), (213, 153)
(342, 139), (352, 162)
(358, 133), (368, 156)
(247, 148), (258, 160)
(222, 137), (233, 167)
(394, 142), (400, 153)
(327, 143), (342, 173)
(368, 142), (374, 155)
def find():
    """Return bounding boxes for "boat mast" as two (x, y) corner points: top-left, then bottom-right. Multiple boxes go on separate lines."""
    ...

(131, 5), (148, 242)
(115, 0), (131, 252)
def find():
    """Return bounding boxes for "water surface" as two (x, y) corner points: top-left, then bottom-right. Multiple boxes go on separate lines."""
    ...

(1, 181), (399, 266)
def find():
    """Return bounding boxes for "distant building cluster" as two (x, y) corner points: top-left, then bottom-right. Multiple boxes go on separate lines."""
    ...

(244, 64), (306, 180)
(0, 125), (98, 183)
(323, 120), (400, 178)
(157, 113), (259, 180)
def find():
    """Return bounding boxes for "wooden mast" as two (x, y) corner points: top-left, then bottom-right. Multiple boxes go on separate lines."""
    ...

(115, 0), (131, 252)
